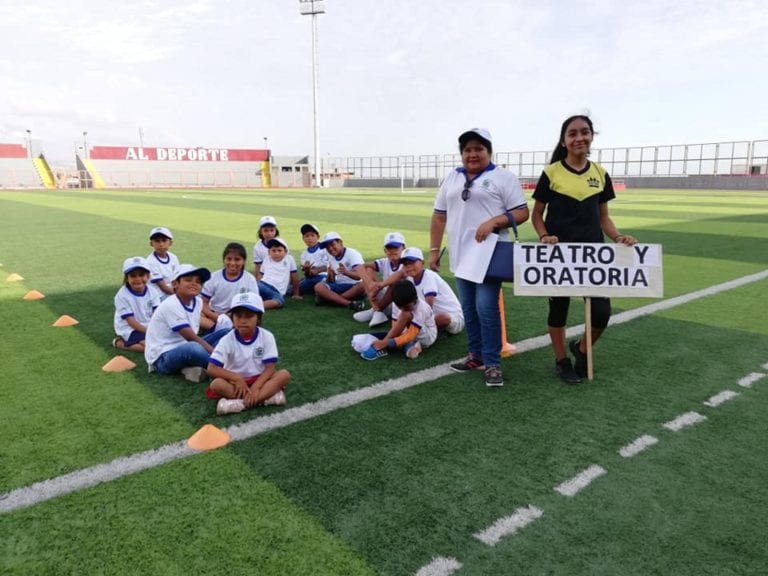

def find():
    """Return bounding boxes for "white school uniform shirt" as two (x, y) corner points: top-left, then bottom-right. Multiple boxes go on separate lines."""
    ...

(209, 327), (278, 378)
(113, 285), (159, 340)
(144, 294), (204, 368)
(202, 269), (260, 314)
(392, 298), (438, 347)
(373, 257), (403, 281)
(411, 269), (462, 319)
(300, 244), (329, 277)
(260, 254), (298, 295)
(252, 240), (270, 265)
(433, 163), (526, 274)
(146, 251), (180, 290)
(329, 247), (365, 285)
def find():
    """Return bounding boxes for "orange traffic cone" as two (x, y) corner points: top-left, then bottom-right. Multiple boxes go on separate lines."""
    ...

(23, 290), (45, 300)
(499, 290), (517, 357)
(53, 315), (79, 327)
(188, 424), (231, 451)
(6, 273), (24, 282)
(102, 356), (137, 372)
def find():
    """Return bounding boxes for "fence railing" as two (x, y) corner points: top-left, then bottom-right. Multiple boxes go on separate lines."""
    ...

(323, 139), (768, 182)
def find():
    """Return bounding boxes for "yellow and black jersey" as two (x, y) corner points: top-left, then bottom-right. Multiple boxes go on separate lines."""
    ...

(532, 160), (615, 243)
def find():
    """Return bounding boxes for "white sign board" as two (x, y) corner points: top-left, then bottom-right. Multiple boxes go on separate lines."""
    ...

(513, 243), (663, 297)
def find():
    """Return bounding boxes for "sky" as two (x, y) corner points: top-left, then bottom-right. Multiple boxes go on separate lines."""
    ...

(1, 0), (767, 167)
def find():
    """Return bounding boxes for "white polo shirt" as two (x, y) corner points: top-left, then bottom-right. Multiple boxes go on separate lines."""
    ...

(411, 269), (462, 318)
(329, 247), (365, 285)
(300, 245), (329, 276)
(202, 269), (260, 314)
(433, 163), (526, 274)
(209, 327), (278, 378)
(392, 298), (438, 347)
(144, 294), (204, 367)
(260, 254), (298, 295)
(113, 285), (159, 340)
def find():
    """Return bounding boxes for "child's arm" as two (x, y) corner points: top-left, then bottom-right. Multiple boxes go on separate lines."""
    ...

(372, 311), (414, 350)
(125, 316), (147, 334)
(253, 263), (262, 279)
(290, 271), (302, 300)
(244, 363), (277, 408)
(202, 297), (219, 321)
(156, 280), (174, 295)
(206, 363), (249, 398)
(177, 326), (214, 354)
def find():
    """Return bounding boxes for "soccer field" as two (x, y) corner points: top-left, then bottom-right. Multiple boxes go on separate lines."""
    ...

(1, 187), (767, 576)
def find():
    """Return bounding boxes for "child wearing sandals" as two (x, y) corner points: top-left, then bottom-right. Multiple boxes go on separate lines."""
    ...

(113, 256), (160, 352)
(208, 292), (291, 415)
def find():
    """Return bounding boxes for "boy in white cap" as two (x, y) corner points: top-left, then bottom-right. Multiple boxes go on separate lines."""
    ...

(313, 231), (366, 310)
(147, 226), (180, 299)
(113, 256), (160, 352)
(208, 292), (291, 415)
(298, 223), (329, 295)
(144, 264), (231, 382)
(258, 237), (301, 309)
(252, 215), (279, 278)
(353, 231), (407, 327)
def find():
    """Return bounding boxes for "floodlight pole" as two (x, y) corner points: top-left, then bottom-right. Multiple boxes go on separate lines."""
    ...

(83, 131), (88, 159)
(26, 129), (32, 159)
(300, 0), (325, 188)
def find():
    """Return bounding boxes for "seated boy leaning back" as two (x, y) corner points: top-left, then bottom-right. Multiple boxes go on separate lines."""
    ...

(144, 264), (230, 382)
(208, 292), (291, 416)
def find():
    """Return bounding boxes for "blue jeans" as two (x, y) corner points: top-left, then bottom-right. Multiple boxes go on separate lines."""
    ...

(153, 328), (230, 375)
(299, 274), (326, 295)
(455, 277), (502, 368)
(258, 281), (285, 307)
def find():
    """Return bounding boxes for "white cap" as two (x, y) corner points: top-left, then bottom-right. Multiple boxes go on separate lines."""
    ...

(319, 231), (342, 248)
(383, 231), (406, 247)
(459, 128), (492, 147)
(149, 226), (173, 239)
(400, 247), (424, 262)
(259, 215), (277, 228)
(266, 237), (289, 250)
(228, 291), (264, 313)
(173, 264), (211, 283)
(122, 256), (151, 274)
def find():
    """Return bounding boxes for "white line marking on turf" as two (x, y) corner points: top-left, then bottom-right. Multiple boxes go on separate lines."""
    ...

(415, 557), (462, 576)
(762, 362), (768, 370)
(662, 411), (707, 431)
(737, 372), (766, 388)
(618, 435), (658, 458)
(554, 465), (607, 497)
(703, 390), (740, 407)
(2, 269), (767, 514)
(473, 505), (544, 546)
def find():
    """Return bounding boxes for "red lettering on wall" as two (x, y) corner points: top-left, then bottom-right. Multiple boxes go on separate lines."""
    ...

(0, 143), (29, 159)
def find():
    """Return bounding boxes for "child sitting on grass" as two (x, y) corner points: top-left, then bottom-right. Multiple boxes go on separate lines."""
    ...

(298, 223), (329, 295)
(144, 264), (230, 382)
(353, 231), (406, 327)
(208, 292), (291, 415)
(113, 256), (160, 352)
(258, 237), (302, 309)
(360, 280), (437, 361)
(202, 242), (260, 322)
(146, 226), (179, 299)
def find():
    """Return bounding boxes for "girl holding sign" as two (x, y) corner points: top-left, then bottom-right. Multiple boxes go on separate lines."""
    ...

(532, 115), (636, 384)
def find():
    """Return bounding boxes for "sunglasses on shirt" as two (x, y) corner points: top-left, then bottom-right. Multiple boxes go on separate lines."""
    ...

(461, 180), (473, 201)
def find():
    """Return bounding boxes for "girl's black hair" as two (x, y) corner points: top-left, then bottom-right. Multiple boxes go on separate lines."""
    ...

(222, 242), (247, 260)
(392, 279), (418, 308)
(549, 115), (595, 164)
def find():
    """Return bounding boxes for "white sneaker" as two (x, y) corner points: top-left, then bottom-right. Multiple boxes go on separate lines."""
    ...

(405, 341), (422, 359)
(353, 308), (375, 322)
(263, 390), (287, 406)
(216, 398), (246, 415)
(181, 366), (207, 383)
(369, 310), (389, 327)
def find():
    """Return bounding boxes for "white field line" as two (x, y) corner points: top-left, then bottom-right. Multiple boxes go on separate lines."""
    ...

(737, 372), (766, 388)
(1, 269), (767, 514)
(554, 465), (607, 497)
(414, 557), (462, 576)
(703, 390), (740, 407)
(618, 435), (658, 458)
(663, 411), (707, 431)
(762, 362), (768, 370)
(473, 505), (544, 546)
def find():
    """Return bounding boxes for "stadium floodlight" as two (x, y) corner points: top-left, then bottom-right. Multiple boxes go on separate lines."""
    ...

(83, 131), (88, 159)
(26, 129), (32, 159)
(299, 0), (325, 187)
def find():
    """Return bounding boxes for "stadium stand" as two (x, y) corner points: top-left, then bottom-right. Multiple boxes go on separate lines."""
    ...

(0, 143), (49, 188)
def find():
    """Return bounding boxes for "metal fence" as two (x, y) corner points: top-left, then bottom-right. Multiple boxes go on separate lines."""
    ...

(324, 139), (768, 183)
